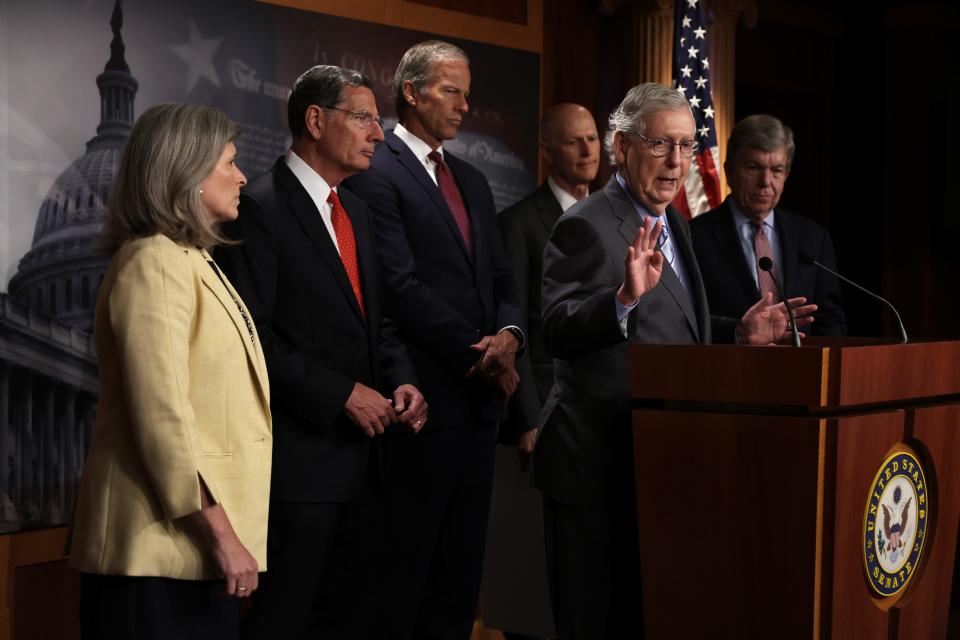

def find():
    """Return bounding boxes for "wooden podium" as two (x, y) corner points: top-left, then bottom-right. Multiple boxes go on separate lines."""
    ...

(629, 340), (960, 639)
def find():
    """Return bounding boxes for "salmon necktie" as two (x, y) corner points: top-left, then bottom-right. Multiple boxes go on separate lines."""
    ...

(752, 220), (779, 302)
(327, 190), (366, 318)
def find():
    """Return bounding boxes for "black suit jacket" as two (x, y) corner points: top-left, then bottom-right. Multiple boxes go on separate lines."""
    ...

(534, 175), (730, 508)
(690, 199), (847, 336)
(216, 158), (415, 503)
(344, 130), (523, 431)
(498, 182), (563, 441)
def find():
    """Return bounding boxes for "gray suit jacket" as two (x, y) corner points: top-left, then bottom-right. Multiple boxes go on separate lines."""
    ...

(533, 175), (730, 508)
(498, 182), (564, 442)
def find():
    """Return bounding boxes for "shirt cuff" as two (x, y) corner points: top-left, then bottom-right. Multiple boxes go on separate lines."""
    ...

(616, 298), (638, 337)
(498, 325), (525, 350)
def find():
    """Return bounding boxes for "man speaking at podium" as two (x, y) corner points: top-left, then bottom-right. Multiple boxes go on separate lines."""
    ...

(533, 83), (816, 639)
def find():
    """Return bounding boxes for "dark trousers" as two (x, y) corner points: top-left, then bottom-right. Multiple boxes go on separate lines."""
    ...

(375, 425), (498, 640)
(242, 490), (381, 640)
(542, 495), (644, 640)
(80, 573), (239, 640)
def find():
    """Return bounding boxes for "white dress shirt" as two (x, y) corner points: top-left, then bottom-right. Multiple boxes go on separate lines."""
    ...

(285, 149), (343, 255)
(394, 123), (442, 186)
(546, 175), (583, 213)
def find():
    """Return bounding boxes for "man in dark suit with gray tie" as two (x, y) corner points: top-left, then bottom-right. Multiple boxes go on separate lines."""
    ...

(345, 40), (523, 639)
(534, 83), (816, 639)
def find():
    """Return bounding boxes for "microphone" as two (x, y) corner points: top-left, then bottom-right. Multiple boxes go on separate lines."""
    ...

(758, 257), (801, 347)
(799, 253), (908, 344)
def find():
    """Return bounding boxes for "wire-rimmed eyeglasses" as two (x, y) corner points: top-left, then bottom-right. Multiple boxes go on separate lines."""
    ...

(325, 106), (384, 130)
(633, 132), (700, 158)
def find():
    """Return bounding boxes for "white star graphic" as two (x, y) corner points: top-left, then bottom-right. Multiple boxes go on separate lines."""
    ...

(695, 76), (708, 89)
(704, 106), (715, 119)
(682, 16), (692, 28)
(699, 125), (710, 138)
(701, 57), (710, 70)
(170, 21), (222, 92)
(681, 36), (686, 46)
(687, 46), (699, 59)
(687, 0), (698, 7)
(688, 96), (701, 109)
(680, 65), (692, 78)
(676, 85), (687, 97)
(694, 27), (706, 39)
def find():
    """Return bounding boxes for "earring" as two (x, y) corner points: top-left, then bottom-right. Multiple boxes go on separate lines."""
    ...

(199, 189), (204, 194)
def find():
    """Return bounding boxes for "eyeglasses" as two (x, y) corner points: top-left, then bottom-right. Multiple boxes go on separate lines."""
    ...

(633, 132), (700, 158)
(325, 106), (384, 130)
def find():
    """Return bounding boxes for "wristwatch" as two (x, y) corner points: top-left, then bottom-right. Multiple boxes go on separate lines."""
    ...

(500, 326), (525, 351)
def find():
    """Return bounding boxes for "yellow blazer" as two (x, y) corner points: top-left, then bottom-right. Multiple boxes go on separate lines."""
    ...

(69, 234), (272, 579)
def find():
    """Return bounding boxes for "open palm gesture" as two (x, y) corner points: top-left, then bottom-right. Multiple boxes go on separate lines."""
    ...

(616, 216), (664, 306)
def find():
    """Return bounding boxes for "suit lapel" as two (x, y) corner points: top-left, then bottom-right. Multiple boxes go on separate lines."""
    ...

(714, 202), (761, 300)
(665, 207), (704, 341)
(386, 132), (474, 267)
(775, 209), (798, 296)
(195, 250), (271, 409)
(535, 182), (563, 235)
(603, 176), (700, 340)
(275, 162), (366, 324)
(602, 176), (641, 246)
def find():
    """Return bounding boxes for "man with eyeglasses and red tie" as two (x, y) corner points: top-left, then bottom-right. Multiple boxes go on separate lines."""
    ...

(534, 83), (817, 639)
(216, 64), (426, 639)
(345, 40), (524, 639)
(691, 114), (847, 336)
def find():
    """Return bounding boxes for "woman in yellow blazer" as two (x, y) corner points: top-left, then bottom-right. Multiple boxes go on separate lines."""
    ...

(68, 103), (272, 639)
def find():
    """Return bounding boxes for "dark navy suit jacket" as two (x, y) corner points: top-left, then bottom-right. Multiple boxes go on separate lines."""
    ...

(216, 158), (415, 502)
(345, 130), (523, 431)
(690, 199), (847, 336)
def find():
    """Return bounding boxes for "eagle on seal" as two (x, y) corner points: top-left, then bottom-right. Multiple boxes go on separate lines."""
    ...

(882, 496), (912, 562)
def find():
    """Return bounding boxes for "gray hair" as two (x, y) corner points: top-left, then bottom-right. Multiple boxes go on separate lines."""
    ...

(604, 83), (692, 164)
(288, 64), (373, 137)
(726, 114), (795, 169)
(99, 102), (239, 254)
(393, 40), (469, 117)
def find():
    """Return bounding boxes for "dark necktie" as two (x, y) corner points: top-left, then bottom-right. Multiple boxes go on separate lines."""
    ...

(427, 150), (473, 257)
(327, 190), (366, 317)
(752, 220), (779, 302)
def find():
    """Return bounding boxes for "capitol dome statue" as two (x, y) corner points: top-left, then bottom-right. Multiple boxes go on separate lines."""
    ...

(7, 0), (137, 331)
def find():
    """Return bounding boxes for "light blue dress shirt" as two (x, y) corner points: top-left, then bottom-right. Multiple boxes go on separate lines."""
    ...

(728, 198), (781, 289)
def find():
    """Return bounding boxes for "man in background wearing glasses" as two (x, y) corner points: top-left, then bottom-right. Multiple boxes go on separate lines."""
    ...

(346, 40), (523, 639)
(534, 83), (815, 639)
(216, 64), (426, 639)
(691, 114), (847, 336)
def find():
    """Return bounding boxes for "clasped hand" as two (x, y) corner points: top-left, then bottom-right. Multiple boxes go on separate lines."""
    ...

(344, 382), (428, 436)
(466, 331), (520, 401)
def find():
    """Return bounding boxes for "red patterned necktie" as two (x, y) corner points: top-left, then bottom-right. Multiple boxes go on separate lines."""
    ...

(427, 150), (473, 257)
(327, 190), (366, 317)
(752, 220), (779, 302)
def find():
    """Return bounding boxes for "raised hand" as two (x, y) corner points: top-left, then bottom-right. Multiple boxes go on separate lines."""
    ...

(616, 216), (664, 306)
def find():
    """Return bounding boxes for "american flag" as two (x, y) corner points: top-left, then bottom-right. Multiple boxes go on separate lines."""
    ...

(672, 0), (722, 218)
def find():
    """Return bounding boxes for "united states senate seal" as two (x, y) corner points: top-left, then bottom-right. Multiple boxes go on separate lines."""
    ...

(862, 448), (930, 598)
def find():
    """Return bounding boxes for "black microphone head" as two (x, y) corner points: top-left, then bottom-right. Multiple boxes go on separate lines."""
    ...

(758, 256), (773, 272)
(799, 252), (815, 266)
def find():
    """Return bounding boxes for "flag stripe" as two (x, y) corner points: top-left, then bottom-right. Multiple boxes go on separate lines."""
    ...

(671, 0), (722, 217)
